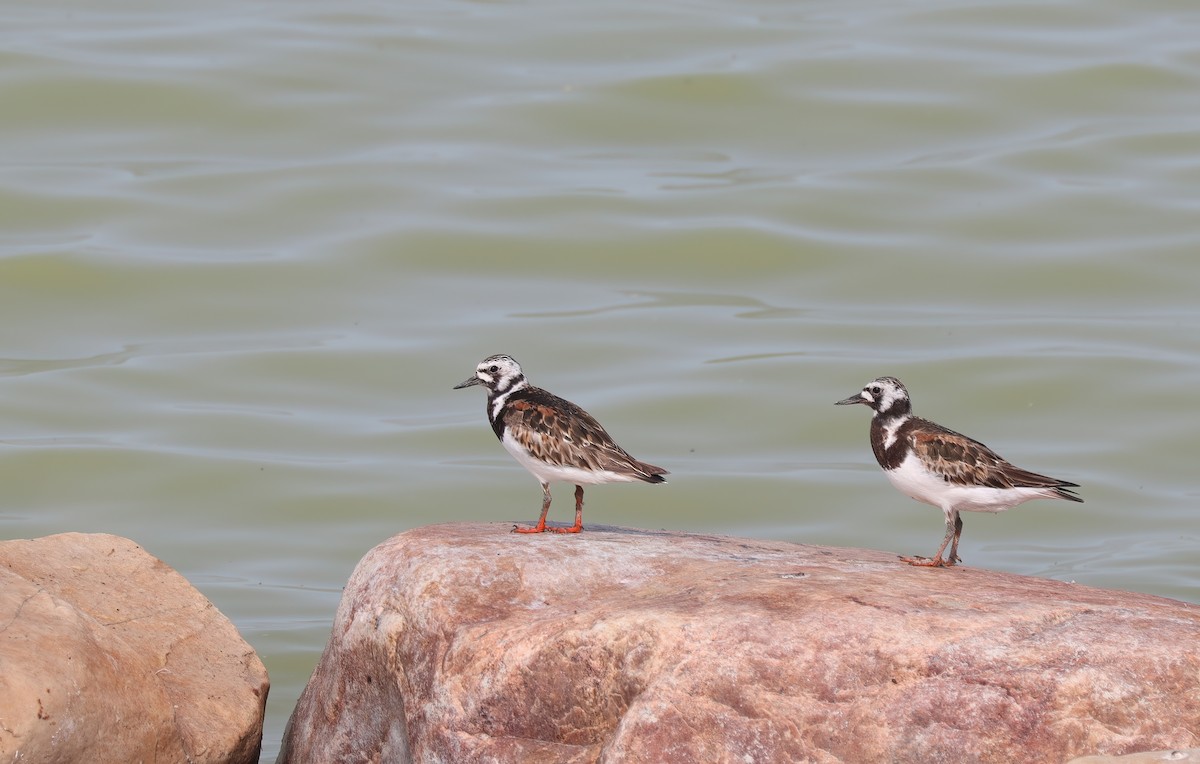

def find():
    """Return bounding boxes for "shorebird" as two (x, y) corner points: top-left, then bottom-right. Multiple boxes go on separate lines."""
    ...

(837, 376), (1081, 567)
(455, 354), (668, 533)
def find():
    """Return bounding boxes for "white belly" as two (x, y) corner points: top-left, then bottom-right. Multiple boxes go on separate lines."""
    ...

(885, 451), (1053, 514)
(501, 430), (640, 486)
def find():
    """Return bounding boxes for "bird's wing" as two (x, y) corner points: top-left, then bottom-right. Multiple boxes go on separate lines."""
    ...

(503, 389), (667, 480)
(911, 422), (1074, 492)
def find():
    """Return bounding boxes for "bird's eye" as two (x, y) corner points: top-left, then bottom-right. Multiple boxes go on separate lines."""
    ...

(869, 386), (881, 396)
(488, 365), (499, 373)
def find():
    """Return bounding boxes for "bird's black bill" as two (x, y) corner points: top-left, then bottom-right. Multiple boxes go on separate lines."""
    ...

(835, 394), (867, 406)
(454, 377), (482, 389)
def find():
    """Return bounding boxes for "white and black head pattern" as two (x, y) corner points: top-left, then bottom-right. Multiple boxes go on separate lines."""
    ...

(454, 353), (528, 396)
(454, 354), (529, 424)
(836, 376), (911, 420)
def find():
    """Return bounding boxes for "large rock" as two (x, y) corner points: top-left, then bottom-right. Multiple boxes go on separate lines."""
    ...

(279, 523), (1200, 764)
(1, 533), (268, 763)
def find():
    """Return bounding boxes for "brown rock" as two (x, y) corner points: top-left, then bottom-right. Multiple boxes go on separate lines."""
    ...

(279, 523), (1200, 764)
(1, 533), (269, 763)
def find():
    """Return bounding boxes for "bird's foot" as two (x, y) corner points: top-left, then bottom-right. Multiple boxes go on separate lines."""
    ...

(511, 524), (548, 534)
(549, 524), (582, 534)
(899, 554), (955, 568)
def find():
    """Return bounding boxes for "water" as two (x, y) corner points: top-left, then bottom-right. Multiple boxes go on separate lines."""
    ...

(2, 1), (1198, 759)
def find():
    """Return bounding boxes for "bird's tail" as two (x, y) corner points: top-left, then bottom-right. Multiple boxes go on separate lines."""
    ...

(637, 461), (669, 484)
(1050, 484), (1083, 503)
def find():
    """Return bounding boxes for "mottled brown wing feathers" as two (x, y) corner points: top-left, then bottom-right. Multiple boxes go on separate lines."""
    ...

(911, 420), (1077, 493)
(504, 388), (668, 482)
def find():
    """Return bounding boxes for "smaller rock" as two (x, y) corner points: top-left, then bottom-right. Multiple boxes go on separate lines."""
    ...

(1, 533), (269, 764)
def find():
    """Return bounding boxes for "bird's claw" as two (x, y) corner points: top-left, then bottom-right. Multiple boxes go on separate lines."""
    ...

(899, 554), (956, 568)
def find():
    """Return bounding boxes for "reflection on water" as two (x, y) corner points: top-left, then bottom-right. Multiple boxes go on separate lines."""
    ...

(2, 0), (1199, 759)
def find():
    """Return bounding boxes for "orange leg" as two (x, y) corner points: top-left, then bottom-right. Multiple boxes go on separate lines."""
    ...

(900, 512), (961, 568)
(512, 483), (553, 534)
(550, 485), (585, 534)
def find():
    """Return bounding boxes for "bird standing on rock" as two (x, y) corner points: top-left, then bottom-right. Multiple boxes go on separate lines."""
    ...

(455, 354), (668, 534)
(837, 376), (1082, 567)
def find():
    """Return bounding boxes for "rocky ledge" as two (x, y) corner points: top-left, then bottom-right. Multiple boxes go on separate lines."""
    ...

(280, 523), (1200, 764)
(1, 533), (269, 763)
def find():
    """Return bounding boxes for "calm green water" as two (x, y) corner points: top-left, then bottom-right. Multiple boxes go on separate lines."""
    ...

(2, 1), (1198, 759)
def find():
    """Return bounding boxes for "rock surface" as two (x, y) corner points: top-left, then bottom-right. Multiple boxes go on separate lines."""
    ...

(279, 523), (1200, 764)
(1069, 752), (1200, 763)
(1, 533), (269, 763)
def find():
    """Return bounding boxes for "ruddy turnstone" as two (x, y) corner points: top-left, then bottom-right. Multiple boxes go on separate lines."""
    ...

(454, 354), (668, 534)
(836, 376), (1082, 567)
